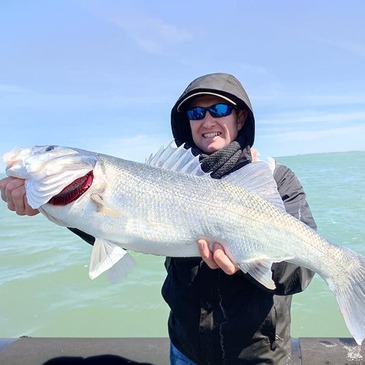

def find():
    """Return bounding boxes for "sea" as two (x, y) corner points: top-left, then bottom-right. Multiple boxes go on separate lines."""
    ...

(0, 151), (364, 340)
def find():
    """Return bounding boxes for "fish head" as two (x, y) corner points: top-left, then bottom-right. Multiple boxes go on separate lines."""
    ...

(4, 145), (98, 209)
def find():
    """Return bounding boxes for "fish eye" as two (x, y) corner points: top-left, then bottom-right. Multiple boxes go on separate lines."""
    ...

(45, 146), (56, 152)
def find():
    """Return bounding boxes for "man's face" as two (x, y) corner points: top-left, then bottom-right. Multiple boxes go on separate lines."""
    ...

(188, 95), (247, 154)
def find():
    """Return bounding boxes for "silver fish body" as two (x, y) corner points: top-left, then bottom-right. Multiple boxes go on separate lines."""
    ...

(3, 144), (365, 345)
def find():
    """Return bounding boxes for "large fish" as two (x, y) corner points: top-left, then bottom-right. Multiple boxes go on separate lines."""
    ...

(3, 144), (365, 345)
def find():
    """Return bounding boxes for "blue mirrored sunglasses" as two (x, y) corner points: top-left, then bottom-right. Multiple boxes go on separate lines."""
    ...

(186, 103), (235, 121)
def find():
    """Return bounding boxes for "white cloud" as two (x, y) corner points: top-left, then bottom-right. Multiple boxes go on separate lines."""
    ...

(278, 124), (365, 141)
(112, 16), (193, 53)
(0, 84), (166, 110)
(87, 134), (173, 162)
(259, 109), (365, 126)
(257, 123), (365, 158)
(317, 38), (365, 59)
(299, 93), (365, 106)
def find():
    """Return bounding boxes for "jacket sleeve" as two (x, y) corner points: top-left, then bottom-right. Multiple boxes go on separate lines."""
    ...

(270, 162), (317, 295)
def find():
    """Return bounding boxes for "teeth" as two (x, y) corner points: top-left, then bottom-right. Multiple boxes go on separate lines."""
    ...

(203, 132), (220, 138)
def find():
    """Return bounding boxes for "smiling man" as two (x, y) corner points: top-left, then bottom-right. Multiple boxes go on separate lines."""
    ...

(186, 95), (247, 154)
(163, 72), (317, 365)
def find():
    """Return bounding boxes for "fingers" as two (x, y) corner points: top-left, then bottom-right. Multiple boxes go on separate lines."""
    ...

(211, 243), (238, 275)
(198, 239), (238, 275)
(0, 177), (9, 202)
(0, 177), (39, 216)
(198, 239), (220, 269)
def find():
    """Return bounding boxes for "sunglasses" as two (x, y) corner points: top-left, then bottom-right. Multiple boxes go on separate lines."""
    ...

(186, 103), (235, 121)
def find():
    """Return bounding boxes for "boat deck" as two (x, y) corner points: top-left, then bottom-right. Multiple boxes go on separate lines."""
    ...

(0, 337), (364, 364)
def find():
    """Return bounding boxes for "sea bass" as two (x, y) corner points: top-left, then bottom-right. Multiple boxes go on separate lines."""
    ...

(3, 144), (365, 345)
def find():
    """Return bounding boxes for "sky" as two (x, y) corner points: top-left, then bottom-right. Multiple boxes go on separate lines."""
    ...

(1, 0), (364, 172)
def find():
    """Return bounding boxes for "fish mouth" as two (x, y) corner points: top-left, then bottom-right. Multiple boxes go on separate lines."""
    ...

(48, 171), (94, 206)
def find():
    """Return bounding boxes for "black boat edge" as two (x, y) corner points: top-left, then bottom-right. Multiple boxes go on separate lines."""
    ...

(0, 337), (364, 364)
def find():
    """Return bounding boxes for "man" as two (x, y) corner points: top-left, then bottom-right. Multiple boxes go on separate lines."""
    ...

(162, 73), (316, 364)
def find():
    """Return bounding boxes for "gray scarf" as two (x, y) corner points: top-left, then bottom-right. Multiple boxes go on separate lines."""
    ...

(186, 134), (252, 179)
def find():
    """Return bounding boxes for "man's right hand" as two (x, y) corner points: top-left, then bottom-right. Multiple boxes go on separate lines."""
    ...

(0, 177), (39, 216)
(198, 239), (238, 275)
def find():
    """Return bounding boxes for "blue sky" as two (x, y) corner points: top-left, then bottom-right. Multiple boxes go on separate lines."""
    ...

(1, 0), (364, 171)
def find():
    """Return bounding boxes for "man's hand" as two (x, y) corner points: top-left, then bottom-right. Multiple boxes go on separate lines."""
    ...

(0, 177), (39, 216)
(198, 238), (238, 275)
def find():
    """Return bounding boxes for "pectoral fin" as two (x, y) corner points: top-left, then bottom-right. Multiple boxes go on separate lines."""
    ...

(89, 238), (136, 282)
(106, 253), (136, 284)
(238, 259), (276, 290)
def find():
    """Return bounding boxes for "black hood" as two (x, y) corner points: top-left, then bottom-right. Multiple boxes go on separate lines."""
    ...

(171, 73), (255, 148)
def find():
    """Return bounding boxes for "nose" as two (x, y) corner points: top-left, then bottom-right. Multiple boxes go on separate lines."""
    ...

(201, 111), (217, 127)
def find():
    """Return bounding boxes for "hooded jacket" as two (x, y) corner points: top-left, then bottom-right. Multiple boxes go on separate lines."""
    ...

(162, 73), (316, 364)
(171, 73), (255, 149)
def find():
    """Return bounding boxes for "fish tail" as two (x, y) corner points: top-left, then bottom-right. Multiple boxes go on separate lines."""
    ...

(327, 249), (365, 345)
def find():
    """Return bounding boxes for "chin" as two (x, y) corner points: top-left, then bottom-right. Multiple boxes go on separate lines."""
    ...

(202, 144), (222, 154)
(205, 140), (229, 153)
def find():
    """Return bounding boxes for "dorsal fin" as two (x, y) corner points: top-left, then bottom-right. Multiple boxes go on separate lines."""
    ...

(147, 142), (285, 211)
(222, 161), (285, 211)
(146, 142), (209, 176)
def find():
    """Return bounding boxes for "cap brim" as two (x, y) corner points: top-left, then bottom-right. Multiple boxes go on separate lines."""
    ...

(177, 92), (237, 111)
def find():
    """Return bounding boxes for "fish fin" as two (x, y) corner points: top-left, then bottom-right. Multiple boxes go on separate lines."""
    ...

(91, 193), (126, 218)
(326, 249), (365, 345)
(146, 142), (209, 176)
(106, 252), (136, 284)
(147, 143), (284, 211)
(223, 161), (286, 212)
(238, 259), (276, 290)
(89, 238), (135, 280)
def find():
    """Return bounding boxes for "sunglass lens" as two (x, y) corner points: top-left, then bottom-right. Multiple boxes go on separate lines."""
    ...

(187, 107), (206, 120)
(210, 104), (232, 117)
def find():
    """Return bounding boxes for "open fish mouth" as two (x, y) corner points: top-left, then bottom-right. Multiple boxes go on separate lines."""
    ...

(48, 171), (94, 206)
